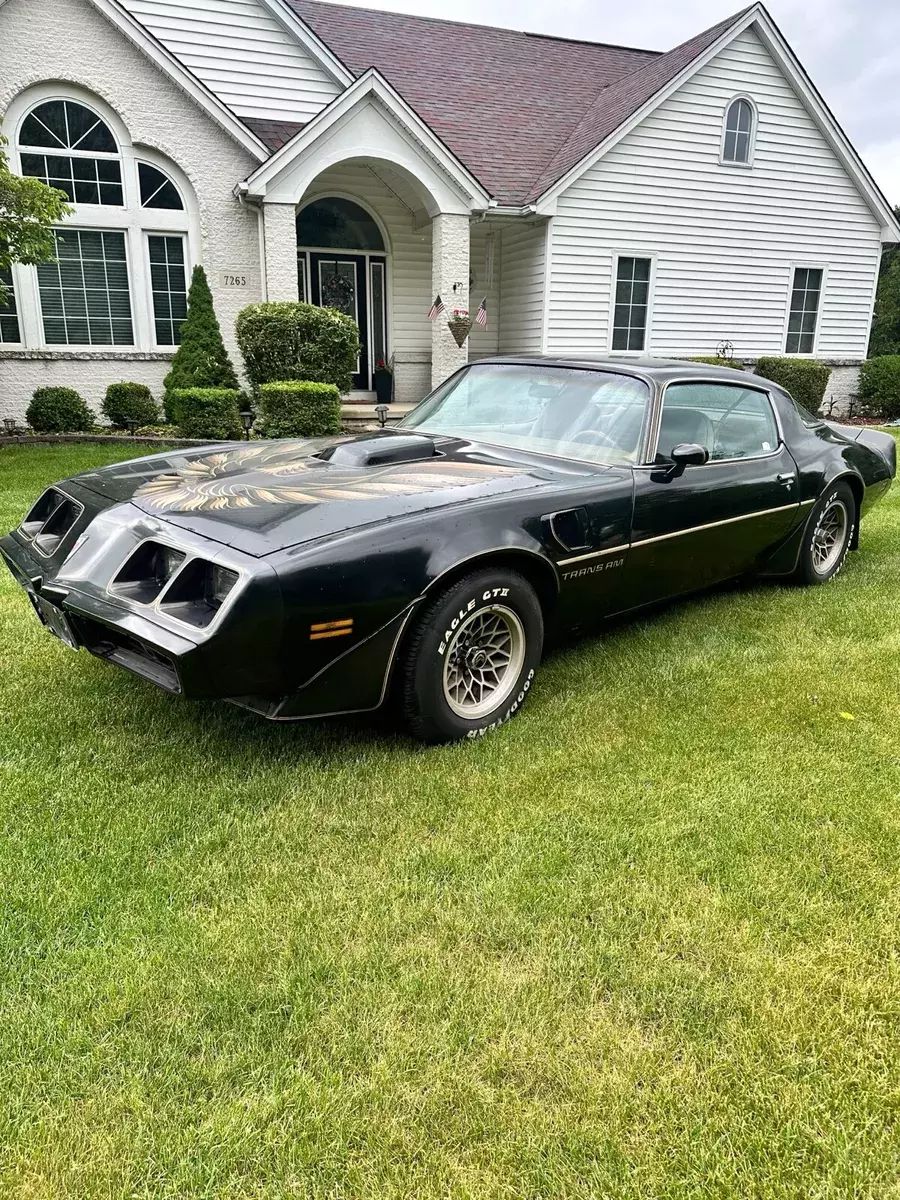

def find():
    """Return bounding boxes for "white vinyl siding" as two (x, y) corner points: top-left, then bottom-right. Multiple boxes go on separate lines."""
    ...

(497, 221), (546, 355)
(119, 0), (341, 121)
(546, 26), (883, 362)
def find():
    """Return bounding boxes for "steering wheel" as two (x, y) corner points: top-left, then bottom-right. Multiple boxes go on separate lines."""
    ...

(570, 428), (620, 450)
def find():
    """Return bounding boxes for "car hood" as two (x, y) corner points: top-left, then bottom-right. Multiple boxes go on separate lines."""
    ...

(69, 433), (598, 555)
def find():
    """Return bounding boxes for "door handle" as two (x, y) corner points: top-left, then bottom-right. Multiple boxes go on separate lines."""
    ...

(776, 473), (794, 488)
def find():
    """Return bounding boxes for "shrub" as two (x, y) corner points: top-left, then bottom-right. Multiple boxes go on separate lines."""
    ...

(102, 381), (159, 428)
(133, 424), (184, 439)
(859, 356), (900, 420)
(26, 387), (94, 433)
(869, 247), (900, 357)
(169, 388), (242, 441)
(688, 356), (746, 370)
(754, 357), (831, 413)
(258, 381), (342, 438)
(236, 302), (361, 394)
(163, 265), (239, 420)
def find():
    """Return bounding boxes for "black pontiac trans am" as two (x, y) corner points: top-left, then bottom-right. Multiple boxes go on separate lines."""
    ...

(3, 358), (895, 742)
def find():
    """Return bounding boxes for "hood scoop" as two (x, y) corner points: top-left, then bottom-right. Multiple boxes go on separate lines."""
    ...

(317, 434), (440, 469)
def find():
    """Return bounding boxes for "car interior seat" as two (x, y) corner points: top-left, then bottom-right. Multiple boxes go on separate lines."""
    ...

(656, 407), (714, 459)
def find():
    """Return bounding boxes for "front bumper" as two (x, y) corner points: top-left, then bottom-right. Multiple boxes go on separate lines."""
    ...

(1, 530), (283, 701)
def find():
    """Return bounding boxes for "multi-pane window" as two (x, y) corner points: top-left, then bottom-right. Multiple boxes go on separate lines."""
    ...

(36, 229), (133, 346)
(723, 98), (754, 164)
(19, 100), (123, 205)
(148, 235), (188, 345)
(612, 256), (651, 351)
(785, 267), (823, 354)
(138, 162), (183, 210)
(0, 268), (21, 343)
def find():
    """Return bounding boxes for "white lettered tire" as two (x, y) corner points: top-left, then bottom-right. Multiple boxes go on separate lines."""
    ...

(792, 480), (856, 586)
(399, 568), (544, 744)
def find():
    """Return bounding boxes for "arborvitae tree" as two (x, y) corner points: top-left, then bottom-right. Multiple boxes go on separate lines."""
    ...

(868, 205), (900, 357)
(163, 265), (239, 419)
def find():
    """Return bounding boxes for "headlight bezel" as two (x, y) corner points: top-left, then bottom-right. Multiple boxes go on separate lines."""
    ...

(107, 537), (244, 632)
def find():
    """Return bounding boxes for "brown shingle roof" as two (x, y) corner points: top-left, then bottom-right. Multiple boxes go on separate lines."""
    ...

(241, 116), (306, 150)
(286, 0), (662, 203)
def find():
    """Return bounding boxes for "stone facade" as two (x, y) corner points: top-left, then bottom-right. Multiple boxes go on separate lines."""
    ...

(430, 214), (471, 388)
(0, 0), (261, 423)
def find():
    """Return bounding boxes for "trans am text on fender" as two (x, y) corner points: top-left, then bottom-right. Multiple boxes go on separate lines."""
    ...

(3, 358), (895, 742)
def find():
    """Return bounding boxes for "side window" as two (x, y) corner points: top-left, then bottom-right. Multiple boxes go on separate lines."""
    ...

(657, 383), (779, 461)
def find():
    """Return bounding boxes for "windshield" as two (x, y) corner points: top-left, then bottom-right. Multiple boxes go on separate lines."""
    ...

(401, 363), (650, 465)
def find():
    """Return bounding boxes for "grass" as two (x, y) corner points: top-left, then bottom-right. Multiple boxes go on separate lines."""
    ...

(1, 441), (900, 1199)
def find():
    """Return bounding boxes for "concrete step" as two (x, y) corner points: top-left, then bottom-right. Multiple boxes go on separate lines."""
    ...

(340, 402), (414, 429)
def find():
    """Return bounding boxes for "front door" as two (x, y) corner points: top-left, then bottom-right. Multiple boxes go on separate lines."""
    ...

(615, 379), (802, 611)
(309, 253), (385, 391)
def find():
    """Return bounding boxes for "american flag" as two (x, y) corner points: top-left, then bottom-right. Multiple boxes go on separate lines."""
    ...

(427, 294), (445, 320)
(475, 297), (488, 328)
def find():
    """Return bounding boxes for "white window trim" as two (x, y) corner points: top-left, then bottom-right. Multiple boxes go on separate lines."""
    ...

(608, 250), (657, 356)
(6, 85), (197, 353)
(781, 262), (828, 357)
(143, 230), (192, 350)
(31, 225), (140, 352)
(719, 94), (758, 169)
(0, 267), (25, 348)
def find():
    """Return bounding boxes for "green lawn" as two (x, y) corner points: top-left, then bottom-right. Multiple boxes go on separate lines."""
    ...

(2, 441), (900, 1199)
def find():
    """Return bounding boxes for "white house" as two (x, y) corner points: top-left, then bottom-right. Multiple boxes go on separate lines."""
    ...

(1, 0), (897, 421)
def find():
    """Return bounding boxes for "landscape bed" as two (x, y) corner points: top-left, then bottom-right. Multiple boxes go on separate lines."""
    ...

(1, 440), (899, 1198)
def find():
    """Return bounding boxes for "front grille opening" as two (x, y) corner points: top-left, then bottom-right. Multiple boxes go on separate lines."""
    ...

(33, 494), (81, 556)
(159, 559), (238, 628)
(72, 615), (180, 693)
(110, 541), (186, 605)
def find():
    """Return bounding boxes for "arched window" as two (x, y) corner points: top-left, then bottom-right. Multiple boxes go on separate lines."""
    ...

(19, 99), (123, 205)
(722, 98), (755, 165)
(296, 197), (385, 251)
(138, 162), (183, 210)
(10, 91), (194, 351)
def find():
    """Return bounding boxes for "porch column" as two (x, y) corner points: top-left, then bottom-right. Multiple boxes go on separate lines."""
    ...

(431, 212), (470, 388)
(263, 202), (299, 301)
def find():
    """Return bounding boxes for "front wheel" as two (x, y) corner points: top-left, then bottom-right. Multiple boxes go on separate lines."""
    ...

(398, 568), (544, 743)
(792, 481), (855, 586)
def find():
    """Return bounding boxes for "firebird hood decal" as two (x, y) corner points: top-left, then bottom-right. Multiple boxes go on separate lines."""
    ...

(133, 442), (520, 513)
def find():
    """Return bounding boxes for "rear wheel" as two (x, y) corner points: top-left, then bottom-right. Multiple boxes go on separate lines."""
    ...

(792, 481), (855, 585)
(399, 568), (543, 743)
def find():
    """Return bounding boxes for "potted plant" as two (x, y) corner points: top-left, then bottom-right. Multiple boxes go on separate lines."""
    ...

(447, 308), (473, 348)
(373, 356), (393, 404)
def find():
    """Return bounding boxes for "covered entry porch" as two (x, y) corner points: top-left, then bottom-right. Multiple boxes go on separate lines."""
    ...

(241, 70), (547, 405)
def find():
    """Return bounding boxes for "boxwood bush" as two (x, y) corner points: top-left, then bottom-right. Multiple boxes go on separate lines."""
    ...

(102, 381), (159, 428)
(859, 355), (900, 420)
(26, 387), (94, 433)
(754, 357), (831, 413)
(688, 356), (746, 370)
(169, 387), (242, 440)
(258, 381), (342, 438)
(236, 302), (361, 394)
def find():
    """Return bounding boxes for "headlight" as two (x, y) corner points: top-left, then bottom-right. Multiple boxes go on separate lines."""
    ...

(110, 540), (186, 604)
(159, 559), (241, 628)
(208, 565), (238, 607)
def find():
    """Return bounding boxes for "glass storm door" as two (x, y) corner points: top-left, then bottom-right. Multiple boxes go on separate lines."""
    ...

(310, 253), (367, 389)
(307, 252), (387, 392)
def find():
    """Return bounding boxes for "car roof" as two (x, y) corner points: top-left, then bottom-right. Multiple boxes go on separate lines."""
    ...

(474, 354), (775, 388)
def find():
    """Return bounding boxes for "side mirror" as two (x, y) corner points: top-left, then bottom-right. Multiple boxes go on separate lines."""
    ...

(670, 442), (710, 469)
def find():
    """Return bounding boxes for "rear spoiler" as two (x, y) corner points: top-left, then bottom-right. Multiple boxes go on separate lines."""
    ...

(824, 422), (897, 478)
